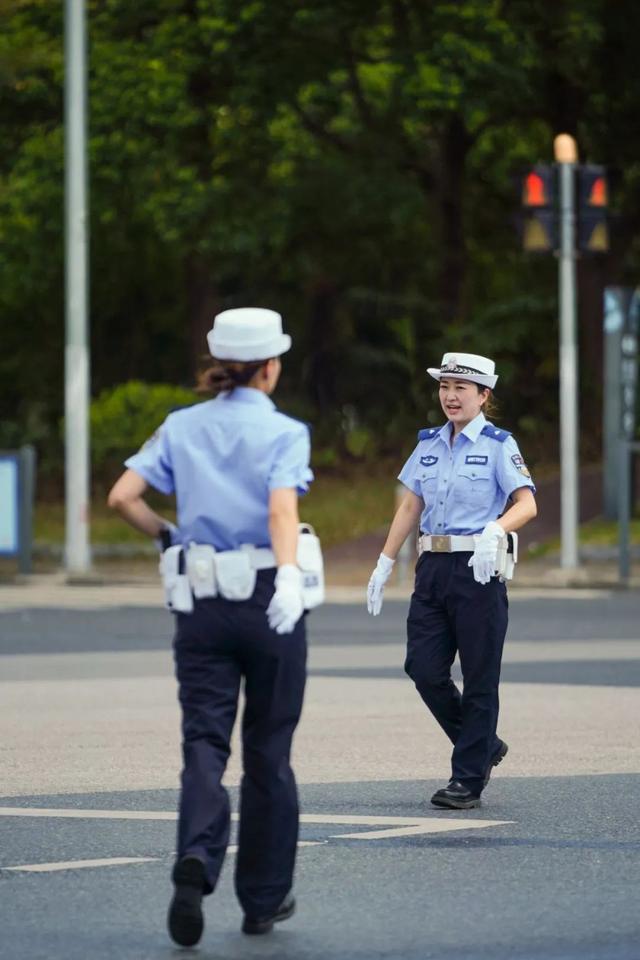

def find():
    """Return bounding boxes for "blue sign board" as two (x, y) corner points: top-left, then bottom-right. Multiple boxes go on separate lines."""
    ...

(0, 454), (19, 555)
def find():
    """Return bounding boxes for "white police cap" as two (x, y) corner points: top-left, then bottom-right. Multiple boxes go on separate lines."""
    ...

(427, 352), (498, 389)
(207, 308), (292, 362)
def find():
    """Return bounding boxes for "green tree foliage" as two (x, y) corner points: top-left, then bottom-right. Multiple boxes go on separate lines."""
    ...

(89, 379), (200, 478)
(1, 0), (638, 478)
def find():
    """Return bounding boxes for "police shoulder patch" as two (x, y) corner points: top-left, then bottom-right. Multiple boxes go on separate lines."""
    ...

(511, 453), (531, 477)
(418, 426), (443, 441)
(481, 424), (511, 444)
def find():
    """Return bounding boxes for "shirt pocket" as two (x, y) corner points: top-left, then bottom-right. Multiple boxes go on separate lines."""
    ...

(454, 469), (493, 505)
(419, 472), (438, 501)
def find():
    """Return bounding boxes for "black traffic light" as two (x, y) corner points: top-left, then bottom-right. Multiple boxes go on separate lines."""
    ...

(577, 164), (609, 253)
(520, 165), (557, 252)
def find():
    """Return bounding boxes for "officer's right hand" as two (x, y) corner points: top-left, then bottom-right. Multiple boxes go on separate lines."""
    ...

(267, 564), (304, 634)
(366, 553), (395, 616)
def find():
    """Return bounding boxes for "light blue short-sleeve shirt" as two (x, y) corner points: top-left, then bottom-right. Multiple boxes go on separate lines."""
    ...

(398, 412), (535, 536)
(125, 387), (313, 550)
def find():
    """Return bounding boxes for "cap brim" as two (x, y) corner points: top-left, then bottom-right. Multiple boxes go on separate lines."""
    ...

(426, 368), (498, 389)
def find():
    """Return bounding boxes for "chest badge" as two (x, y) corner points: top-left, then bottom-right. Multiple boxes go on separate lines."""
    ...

(420, 455), (438, 467)
(465, 454), (488, 465)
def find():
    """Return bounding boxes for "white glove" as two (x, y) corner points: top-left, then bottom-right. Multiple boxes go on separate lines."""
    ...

(468, 521), (505, 585)
(267, 564), (304, 634)
(366, 553), (395, 616)
(154, 522), (179, 553)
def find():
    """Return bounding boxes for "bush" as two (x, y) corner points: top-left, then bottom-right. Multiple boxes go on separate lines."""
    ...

(91, 380), (201, 479)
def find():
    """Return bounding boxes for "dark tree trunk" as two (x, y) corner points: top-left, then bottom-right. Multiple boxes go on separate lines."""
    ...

(305, 278), (339, 416)
(185, 254), (219, 375)
(577, 255), (608, 456)
(437, 116), (472, 329)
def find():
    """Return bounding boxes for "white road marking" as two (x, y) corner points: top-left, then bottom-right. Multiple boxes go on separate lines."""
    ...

(0, 807), (508, 873)
(331, 820), (508, 840)
(3, 842), (326, 874)
(0, 806), (511, 845)
(0, 807), (177, 820)
(5, 856), (156, 873)
(0, 807), (511, 835)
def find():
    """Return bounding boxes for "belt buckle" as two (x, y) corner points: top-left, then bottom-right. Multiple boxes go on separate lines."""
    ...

(431, 535), (451, 553)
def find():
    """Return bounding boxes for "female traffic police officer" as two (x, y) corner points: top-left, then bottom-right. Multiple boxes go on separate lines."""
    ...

(366, 352), (537, 809)
(108, 308), (312, 946)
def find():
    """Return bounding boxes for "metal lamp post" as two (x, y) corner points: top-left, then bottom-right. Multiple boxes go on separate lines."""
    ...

(64, 0), (91, 576)
(554, 134), (579, 569)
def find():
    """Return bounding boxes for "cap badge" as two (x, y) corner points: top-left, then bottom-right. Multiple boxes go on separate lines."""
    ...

(444, 356), (458, 372)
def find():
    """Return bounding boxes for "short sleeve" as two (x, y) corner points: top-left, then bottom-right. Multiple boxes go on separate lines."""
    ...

(495, 435), (536, 498)
(397, 444), (423, 498)
(124, 421), (175, 495)
(268, 424), (314, 495)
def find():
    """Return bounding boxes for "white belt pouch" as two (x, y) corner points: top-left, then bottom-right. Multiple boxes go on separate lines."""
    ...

(159, 545), (194, 614)
(213, 550), (257, 601)
(162, 522), (325, 610)
(495, 532), (518, 581)
(297, 522), (325, 609)
(184, 546), (256, 602)
(185, 543), (218, 599)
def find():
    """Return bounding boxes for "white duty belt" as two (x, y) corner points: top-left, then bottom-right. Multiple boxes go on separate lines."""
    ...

(418, 532), (518, 581)
(160, 523), (324, 613)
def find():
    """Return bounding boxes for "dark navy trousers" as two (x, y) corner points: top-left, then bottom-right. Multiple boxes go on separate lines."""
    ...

(172, 569), (306, 918)
(405, 552), (508, 796)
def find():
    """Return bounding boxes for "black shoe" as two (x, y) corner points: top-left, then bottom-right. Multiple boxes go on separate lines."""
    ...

(167, 856), (206, 947)
(242, 893), (296, 935)
(484, 739), (509, 786)
(431, 780), (481, 810)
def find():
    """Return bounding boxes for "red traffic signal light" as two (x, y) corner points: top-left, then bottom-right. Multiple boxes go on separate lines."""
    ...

(579, 165), (608, 208)
(578, 165), (609, 253)
(588, 176), (607, 207)
(520, 165), (556, 251)
(522, 168), (554, 207)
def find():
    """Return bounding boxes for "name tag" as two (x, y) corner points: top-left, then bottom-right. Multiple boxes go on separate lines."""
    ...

(465, 455), (488, 465)
(420, 455), (438, 466)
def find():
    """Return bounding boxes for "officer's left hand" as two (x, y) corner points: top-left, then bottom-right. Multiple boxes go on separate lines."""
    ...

(468, 521), (505, 585)
(367, 553), (395, 615)
(267, 564), (304, 634)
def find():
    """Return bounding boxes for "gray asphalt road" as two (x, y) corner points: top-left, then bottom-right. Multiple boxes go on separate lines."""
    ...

(1, 597), (639, 960)
(3, 593), (640, 654)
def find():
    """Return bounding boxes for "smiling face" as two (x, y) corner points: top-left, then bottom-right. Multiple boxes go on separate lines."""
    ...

(439, 378), (489, 431)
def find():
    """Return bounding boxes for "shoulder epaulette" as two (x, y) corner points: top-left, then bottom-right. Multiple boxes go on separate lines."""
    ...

(418, 426), (443, 441)
(481, 423), (511, 443)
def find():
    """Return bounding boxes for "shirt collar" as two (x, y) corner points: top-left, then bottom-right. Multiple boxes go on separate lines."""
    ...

(437, 411), (486, 445)
(461, 411), (487, 443)
(220, 387), (275, 410)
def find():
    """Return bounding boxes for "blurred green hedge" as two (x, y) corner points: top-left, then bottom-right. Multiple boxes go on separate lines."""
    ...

(91, 380), (200, 479)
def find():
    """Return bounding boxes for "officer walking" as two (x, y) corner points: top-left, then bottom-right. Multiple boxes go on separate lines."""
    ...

(108, 308), (313, 945)
(366, 353), (537, 809)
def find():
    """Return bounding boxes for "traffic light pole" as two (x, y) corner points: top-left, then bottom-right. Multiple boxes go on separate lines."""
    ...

(64, 0), (91, 576)
(557, 156), (579, 568)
